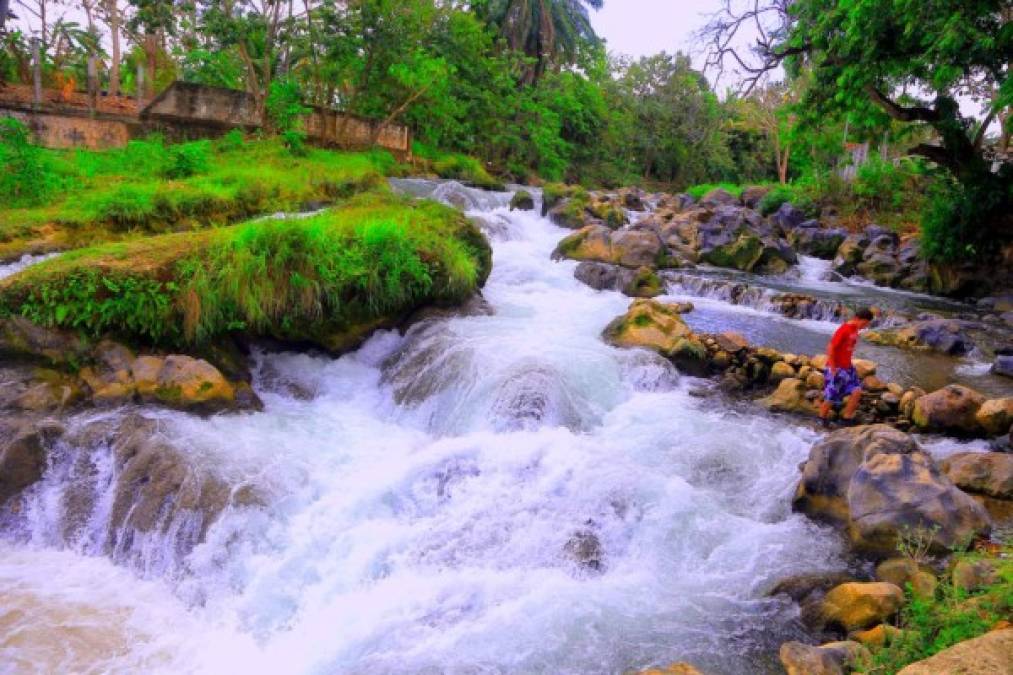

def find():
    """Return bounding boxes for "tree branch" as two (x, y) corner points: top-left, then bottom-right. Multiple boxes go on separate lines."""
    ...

(910, 143), (957, 171)
(864, 85), (940, 123)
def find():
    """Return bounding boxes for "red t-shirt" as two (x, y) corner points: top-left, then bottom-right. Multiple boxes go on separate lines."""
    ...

(827, 322), (859, 369)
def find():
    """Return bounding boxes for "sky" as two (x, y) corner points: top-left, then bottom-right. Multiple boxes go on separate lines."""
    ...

(591, 0), (717, 63)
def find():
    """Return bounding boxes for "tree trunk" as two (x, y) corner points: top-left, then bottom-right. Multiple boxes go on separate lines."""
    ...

(144, 32), (157, 98)
(104, 0), (122, 97)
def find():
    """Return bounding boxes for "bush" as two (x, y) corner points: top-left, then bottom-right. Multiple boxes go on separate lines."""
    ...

(216, 129), (246, 153)
(686, 182), (744, 201)
(920, 176), (1011, 262)
(0, 116), (55, 206)
(853, 156), (911, 212)
(165, 140), (211, 179)
(266, 77), (310, 155)
(757, 184), (819, 217)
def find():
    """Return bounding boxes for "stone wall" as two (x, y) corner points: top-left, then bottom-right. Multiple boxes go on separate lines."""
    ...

(3, 109), (133, 150)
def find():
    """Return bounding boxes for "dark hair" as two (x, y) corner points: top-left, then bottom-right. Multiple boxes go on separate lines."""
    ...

(854, 307), (874, 321)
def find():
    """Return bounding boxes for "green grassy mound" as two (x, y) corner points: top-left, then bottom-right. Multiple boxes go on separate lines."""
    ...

(0, 136), (399, 260)
(0, 190), (492, 352)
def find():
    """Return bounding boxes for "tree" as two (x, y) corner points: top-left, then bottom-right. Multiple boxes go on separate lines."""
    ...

(475, 0), (603, 84)
(729, 80), (799, 184)
(703, 0), (1012, 259)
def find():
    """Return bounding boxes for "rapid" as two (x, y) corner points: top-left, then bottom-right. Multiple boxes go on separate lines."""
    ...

(3, 181), (901, 674)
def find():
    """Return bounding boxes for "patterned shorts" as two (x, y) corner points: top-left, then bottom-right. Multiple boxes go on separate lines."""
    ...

(823, 366), (862, 405)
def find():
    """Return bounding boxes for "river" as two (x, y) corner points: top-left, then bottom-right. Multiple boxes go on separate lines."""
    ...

(0, 181), (999, 674)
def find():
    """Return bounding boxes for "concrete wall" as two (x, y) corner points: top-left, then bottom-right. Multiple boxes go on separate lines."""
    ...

(1, 81), (411, 158)
(3, 109), (132, 149)
(143, 82), (412, 158)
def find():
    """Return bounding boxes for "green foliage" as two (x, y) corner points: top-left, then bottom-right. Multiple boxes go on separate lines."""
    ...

(1, 191), (490, 349)
(920, 175), (1011, 262)
(266, 78), (310, 154)
(859, 548), (1013, 674)
(756, 184), (818, 218)
(0, 117), (56, 207)
(416, 143), (505, 191)
(165, 140), (212, 179)
(686, 183), (744, 201)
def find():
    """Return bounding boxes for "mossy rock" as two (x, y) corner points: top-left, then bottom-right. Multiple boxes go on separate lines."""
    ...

(510, 190), (535, 211)
(702, 234), (764, 272)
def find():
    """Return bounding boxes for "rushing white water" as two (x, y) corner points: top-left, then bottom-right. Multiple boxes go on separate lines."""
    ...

(0, 253), (59, 280)
(2, 183), (854, 674)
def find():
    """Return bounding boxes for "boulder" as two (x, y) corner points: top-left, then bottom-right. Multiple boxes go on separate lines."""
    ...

(820, 582), (905, 632)
(622, 267), (664, 298)
(0, 316), (89, 364)
(771, 361), (796, 381)
(770, 202), (808, 232)
(865, 319), (975, 356)
(874, 558), (938, 598)
(700, 187), (737, 207)
(548, 199), (590, 229)
(552, 225), (614, 263)
(791, 225), (848, 259)
(851, 624), (906, 648)
(779, 640), (870, 675)
(574, 261), (625, 292)
(611, 230), (663, 268)
(740, 185), (770, 209)
(833, 234), (868, 277)
(509, 190), (535, 211)
(940, 452), (1013, 500)
(992, 355), (1013, 378)
(759, 378), (820, 417)
(896, 628), (1013, 675)
(911, 385), (986, 434)
(150, 355), (236, 410)
(793, 425), (991, 554)
(563, 530), (604, 572)
(602, 299), (694, 356)
(0, 423), (62, 504)
(976, 399), (1013, 437)
(951, 558), (999, 593)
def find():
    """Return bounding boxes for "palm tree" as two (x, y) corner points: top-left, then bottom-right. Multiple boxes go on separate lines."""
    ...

(477, 0), (604, 84)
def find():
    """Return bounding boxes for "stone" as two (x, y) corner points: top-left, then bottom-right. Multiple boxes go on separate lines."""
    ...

(863, 375), (888, 392)
(806, 371), (826, 389)
(992, 355), (1013, 379)
(900, 388), (926, 419)
(896, 628), (1013, 675)
(951, 559), (999, 593)
(700, 187), (737, 207)
(793, 425), (991, 554)
(771, 361), (796, 381)
(779, 640), (870, 675)
(792, 226), (848, 259)
(865, 319), (975, 356)
(574, 261), (624, 291)
(152, 355), (236, 409)
(854, 359), (877, 379)
(622, 266), (664, 298)
(714, 331), (749, 353)
(848, 449), (991, 554)
(760, 378), (819, 417)
(940, 452), (1013, 499)
(912, 385), (986, 434)
(851, 624), (905, 648)
(770, 202), (807, 232)
(552, 225), (614, 263)
(820, 582), (905, 632)
(603, 299), (694, 357)
(875, 558), (937, 598)
(976, 399), (1013, 437)
(739, 185), (770, 209)
(563, 530), (604, 572)
(610, 229), (663, 268)
(509, 190), (534, 211)
(0, 424), (62, 504)
(0, 316), (89, 364)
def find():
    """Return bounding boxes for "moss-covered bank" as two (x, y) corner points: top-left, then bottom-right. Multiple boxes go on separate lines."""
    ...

(0, 189), (492, 353)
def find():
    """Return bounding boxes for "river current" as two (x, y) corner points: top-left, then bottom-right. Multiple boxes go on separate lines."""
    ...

(0, 182), (995, 674)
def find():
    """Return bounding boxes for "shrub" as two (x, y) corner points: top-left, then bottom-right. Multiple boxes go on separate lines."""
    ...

(854, 156), (910, 212)
(216, 129), (246, 153)
(266, 77), (310, 155)
(920, 176), (1011, 262)
(686, 182), (744, 201)
(165, 140), (211, 179)
(0, 116), (54, 206)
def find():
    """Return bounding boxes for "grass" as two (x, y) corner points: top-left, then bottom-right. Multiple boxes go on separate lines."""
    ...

(686, 182), (746, 200)
(858, 545), (1013, 674)
(0, 134), (399, 261)
(0, 189), (492, 350)
(412, 142), (505, 191)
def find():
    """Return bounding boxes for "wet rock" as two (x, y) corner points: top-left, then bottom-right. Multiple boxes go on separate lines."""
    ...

(851, 624), (906, 648)
(865, 319), (975, 356)
(509, 190), (534, 211)
(899, 388), (926, 419)
(611, 230), (663, 268)
(0, 316), (89, 364)
(714, 332), (749, 353)
(993, 354), (1013, 378)
(603, 299), (694, 354)
(622, 266), (664, 298)
(895, 628), (1013, 675)
(759, 378), (819, 417)
(940, 452), (1013, 500)
(768, 572), (858, 629)
(820, 582), (905, 632)
(563, 530), (604, 572)
(793, 425), (991, 554)
(552, 225), (614, 263)
(976, 398), (1013, 437)
(151, 355), (237, 410)
(770, 361), (796, 381)
(770, 202), (808, 232)
(790, 223), (848, 259)
(911, 385), (986, 434)
(574, 261), (625, 292)
(14, 369), (85, 411)
(833, 234), (869, 277)
(0, 422), (63, 504)
(779, 640), (870, 675)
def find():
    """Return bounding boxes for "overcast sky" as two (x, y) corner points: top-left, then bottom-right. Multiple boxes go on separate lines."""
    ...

(591, 0), (716, 63)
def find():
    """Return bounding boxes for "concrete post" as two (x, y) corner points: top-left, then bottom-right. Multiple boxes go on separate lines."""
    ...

(136, 62), (144, 109)
(87, 55), (98, 114)
(31, 37), (42, 109)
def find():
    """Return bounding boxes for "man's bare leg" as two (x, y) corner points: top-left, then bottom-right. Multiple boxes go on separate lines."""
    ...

(841, 390), (862, 420)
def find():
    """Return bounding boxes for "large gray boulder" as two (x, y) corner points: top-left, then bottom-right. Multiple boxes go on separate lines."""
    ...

(793, 425), (991, 555)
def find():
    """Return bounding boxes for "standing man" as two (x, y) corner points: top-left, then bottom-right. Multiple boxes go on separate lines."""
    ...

(820, 307), (875, 426)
